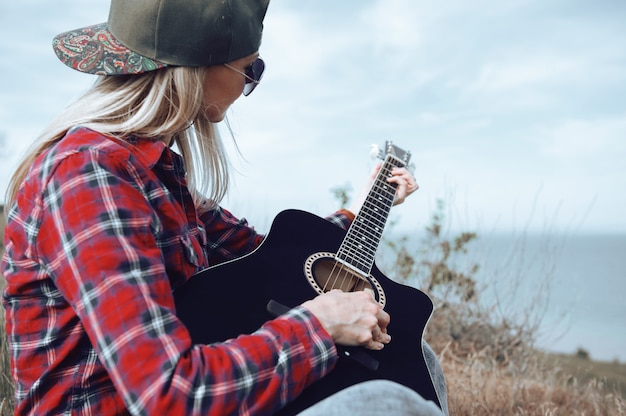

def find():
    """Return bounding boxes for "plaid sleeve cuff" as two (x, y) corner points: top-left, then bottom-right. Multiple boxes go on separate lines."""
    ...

(324, 209), (355, 230)
(274, 305), (337, 373)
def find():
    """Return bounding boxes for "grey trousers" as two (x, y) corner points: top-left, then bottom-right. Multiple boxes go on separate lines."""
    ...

(298, 341), (449, 416)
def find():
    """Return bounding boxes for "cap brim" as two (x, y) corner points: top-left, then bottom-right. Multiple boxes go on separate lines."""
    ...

(52, 23), (168, 75)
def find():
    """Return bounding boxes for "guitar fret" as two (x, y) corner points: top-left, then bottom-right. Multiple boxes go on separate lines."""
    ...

(337, 144), (410, 276)
(344, 233), (382, 251)
(337, 255), (372, 275)
(341, 236), (378, 253)
(339, 242), (376, 261)
(345, 227), (384, 249)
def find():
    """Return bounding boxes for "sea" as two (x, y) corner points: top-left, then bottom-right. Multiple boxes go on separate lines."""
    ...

(377, 231), (626, 363)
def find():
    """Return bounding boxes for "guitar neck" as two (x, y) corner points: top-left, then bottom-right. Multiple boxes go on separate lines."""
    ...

(336, 153), (407, 276)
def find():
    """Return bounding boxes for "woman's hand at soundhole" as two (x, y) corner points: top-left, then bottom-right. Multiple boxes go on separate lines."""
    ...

(302, 289), (391, 350)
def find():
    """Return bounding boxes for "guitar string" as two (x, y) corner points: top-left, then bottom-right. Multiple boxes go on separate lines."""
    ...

(324, 160), (399, 294)
(320, 151), (406, 296)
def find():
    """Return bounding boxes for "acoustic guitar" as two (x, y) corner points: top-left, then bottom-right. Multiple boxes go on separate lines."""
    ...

(173, 142), (441, 415)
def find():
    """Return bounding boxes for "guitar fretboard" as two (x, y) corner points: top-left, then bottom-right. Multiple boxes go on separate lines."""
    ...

(336, 154), (407, 275)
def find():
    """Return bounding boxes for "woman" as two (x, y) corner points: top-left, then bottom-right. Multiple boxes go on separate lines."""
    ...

(2, 0), (445, 414)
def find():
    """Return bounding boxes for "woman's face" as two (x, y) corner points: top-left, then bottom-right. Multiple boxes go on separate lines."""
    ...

(202, 52), (259, 122)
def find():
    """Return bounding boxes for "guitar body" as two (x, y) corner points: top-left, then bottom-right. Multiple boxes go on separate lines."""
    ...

(173, 209), (440, 415)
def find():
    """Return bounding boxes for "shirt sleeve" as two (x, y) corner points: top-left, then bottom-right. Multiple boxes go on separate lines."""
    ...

(198, 203), (355, 266)
(198, 203), (265, 265)
(325, 208), (355, 229)
(37, 148), (337, 415)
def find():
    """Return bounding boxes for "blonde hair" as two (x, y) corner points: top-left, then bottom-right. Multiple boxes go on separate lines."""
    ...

(5, 67), (230, 211)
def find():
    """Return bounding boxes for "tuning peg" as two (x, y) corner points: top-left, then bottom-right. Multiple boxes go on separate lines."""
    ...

(369, 144), (381, 160)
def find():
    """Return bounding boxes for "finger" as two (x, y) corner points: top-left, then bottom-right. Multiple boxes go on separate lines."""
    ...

(362, 329), (384, 350)
(372, 326), (391, 344)
(364, 340), (385, 351)
(387, 170), (417, 202)
(393, 181), (418, 205)
(363, 330), (389, 350)
(376, 308), (391, 332)
(393, 187), (407, 205)
(386, 177), (407, 204)
(398, 174), (418, 194)
(389, 167), (418, 190)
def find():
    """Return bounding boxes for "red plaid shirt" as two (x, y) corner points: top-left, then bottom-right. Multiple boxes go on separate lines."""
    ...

(2, 127), (354, 415)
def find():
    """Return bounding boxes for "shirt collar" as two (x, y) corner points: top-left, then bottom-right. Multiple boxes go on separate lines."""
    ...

(128, 137), (184, 174)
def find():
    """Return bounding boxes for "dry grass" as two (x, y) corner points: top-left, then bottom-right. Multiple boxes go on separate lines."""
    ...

(420, 280), (626, 414)
(424, 302), (625, 415)
(550, 353), (626, 400)
(435, 342), (625, 415)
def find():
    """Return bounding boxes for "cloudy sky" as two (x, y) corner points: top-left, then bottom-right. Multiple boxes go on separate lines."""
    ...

(1, 0), (625, 236)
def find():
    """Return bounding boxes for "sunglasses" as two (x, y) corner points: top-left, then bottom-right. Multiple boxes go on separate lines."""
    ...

(224, 57), (265, 96)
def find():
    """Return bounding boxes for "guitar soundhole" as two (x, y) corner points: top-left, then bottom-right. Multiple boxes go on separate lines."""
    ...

(304, 252), (386, 307)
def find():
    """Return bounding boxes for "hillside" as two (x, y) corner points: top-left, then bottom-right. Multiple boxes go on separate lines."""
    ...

(0, 204), (624, 414)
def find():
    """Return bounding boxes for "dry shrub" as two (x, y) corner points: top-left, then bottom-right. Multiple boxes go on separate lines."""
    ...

(380, 199), (625, 415)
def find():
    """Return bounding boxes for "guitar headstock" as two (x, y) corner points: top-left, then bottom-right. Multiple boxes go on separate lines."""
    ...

(370, 141), (412, 169)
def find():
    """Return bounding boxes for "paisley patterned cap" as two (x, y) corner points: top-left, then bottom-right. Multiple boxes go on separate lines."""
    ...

(53, 23), (167, 75)
(52, 0), (271, 76)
